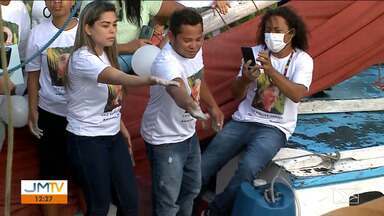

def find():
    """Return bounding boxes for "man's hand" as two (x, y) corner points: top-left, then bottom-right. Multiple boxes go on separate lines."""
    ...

(28, 109), (43, 139)
(187, 102), (209, 120)
(208, 106), (224, 132)
(148, 76), (180, 87)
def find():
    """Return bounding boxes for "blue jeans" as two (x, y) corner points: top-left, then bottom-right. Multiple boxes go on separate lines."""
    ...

(201, 120), (286, 215)
(118, 54), (133, 73)
(67, 132), (138, 216)
(145, 133), (202, 216)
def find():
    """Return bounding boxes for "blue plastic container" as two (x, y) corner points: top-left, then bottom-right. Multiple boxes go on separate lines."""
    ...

(232, 182), (296, 216)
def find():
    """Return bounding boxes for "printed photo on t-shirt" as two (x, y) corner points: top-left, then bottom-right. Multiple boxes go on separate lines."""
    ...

(3, 21), (19, 45)
(252, 73), (285, 115)
(188, 69), (203, 103)
(104, 85), (122, 112)
(47, 47), (72, 86)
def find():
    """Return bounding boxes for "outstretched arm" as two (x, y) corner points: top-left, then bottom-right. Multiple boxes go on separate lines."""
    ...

(97, 66), (179, 88)
(166, 78), (208, 120)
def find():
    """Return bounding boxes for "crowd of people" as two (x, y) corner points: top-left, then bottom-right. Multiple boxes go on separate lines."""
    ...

(0, 1), (313, 216)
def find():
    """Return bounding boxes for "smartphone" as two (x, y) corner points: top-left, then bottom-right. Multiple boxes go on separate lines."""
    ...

(0, 47), (11, 68)
(241, 47), (256, 66)
(139, 25), (154, 40)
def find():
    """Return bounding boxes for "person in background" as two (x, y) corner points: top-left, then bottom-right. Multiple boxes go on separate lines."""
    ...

(177, 0), (231, 15)
(0, 0), (30, 95)
(25, 0), (78, 215)
(23, 0), (51, 27)
(81, 0), (184, 73)
(65, 2), (179, 215)
(141, 8), (224, 216)
(201, 6), (313, 216)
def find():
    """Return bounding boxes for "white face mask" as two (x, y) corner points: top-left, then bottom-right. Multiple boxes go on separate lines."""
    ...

(264, 33), (287, 53)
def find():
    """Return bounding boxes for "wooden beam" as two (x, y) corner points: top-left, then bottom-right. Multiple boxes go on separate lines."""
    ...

(299, 98), (384, 114)
(201, 1), (279, 34)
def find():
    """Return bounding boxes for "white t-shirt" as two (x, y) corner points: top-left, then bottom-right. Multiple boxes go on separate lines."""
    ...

(141, 43), (204, 145)
(66, 47), (122, 136)
(177, 0), (213, 8)
(1, 1), (30, 61)
(31, 1), (51, 27)
(25, 20), (78, 117)
(232, 45), (313, 139)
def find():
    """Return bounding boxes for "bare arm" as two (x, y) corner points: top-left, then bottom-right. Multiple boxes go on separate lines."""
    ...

(117, 39), (152, 54)
(97, 66), (179, 88)
(120, 120), (135, 166)
(156, 1), (184, 20)
(166, 78), (208, 120)
(231, 60), (260, 100)
(257, 52), (308, 103)
(263, 68), (307, 103)
(27, 71), (43, 138)
(27, 71), (40, 113)
(200, 77), (224, 130)
(0, 77), (15, 95)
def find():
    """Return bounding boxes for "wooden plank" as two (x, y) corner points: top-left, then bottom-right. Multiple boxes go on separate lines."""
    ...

(299, 98), (384, 114)
(201, 1), (279, 34)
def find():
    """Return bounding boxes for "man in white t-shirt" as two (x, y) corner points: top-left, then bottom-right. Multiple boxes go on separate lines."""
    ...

(201, 7), (313, 216)
(141, 8), (224, 216)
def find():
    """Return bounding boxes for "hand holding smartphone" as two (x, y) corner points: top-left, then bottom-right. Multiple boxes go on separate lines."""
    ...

(241, 47), (256, 66)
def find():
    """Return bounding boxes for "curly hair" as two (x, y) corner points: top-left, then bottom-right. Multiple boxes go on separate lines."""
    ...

(257, 6), (309, 51)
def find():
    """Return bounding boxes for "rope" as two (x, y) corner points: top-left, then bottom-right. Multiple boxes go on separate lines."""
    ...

(251, 0), (259, 11)
(0, 7), (14, 216)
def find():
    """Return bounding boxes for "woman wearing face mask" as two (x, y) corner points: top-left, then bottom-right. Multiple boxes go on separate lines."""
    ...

(200, 6), (313, 216)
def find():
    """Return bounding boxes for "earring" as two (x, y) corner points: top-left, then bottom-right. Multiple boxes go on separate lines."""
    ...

(43, 7), (51, 18)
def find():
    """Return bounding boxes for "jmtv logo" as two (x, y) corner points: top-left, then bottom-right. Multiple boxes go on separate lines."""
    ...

(21, 180), (67, 204)
(22, 181), (66, 194)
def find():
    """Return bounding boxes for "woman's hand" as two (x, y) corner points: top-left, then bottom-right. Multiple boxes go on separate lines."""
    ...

(28, 108), (43, 139)
(241, 59), (261, 83)
(120, 121), (135, 166)
(257, 51), (274, 74)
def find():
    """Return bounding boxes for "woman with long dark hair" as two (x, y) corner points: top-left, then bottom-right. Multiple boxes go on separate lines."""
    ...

(201, 6), (313, 215)
(66, 2), (179, 215)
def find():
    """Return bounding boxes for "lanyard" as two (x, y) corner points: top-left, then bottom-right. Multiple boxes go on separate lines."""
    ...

(269, 51), (294, 77)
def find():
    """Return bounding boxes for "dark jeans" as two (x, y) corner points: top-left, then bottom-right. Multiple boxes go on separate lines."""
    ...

(145, 133), (202, 216)
(67, 132), (138, 216)
(37, 107), (68, 179)
(201, 120), (287, 215)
